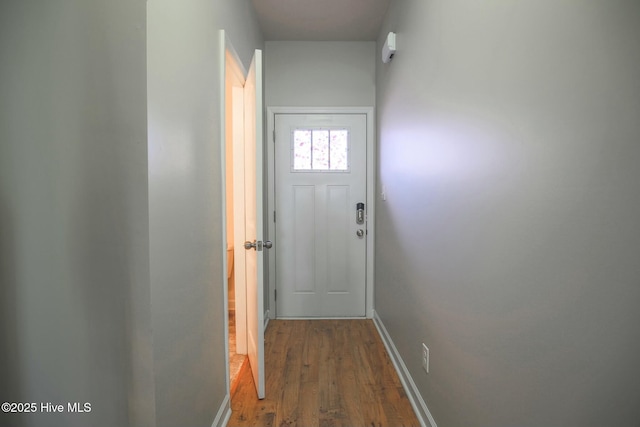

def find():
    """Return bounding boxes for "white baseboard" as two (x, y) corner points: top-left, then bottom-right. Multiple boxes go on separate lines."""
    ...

(373, 311), (438, 427)
(211, 394), (231, 427)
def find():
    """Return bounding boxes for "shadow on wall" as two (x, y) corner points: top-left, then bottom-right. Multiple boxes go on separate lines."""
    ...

(0, 198), (25, 427)
(70, 130), (133, 424)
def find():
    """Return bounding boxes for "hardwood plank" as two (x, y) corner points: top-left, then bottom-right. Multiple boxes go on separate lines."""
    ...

(335, 321), (365, 426)
(353, 322), (389, 427)
(318, 323), (345, 427)
(230, 359), (277, 427)
(228, 319), (420, 427)
(274, 320), (309, 427)
(298, 321), (321, 427)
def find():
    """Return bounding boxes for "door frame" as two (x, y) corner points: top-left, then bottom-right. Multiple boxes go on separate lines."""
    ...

(221, 31), (270, 400)
(221, 31), (247, 398)
(225, 41), (248, 357)
(266, 107), (376, 319)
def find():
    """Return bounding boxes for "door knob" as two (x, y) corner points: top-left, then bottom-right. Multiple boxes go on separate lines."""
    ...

(245, 240), (272, 250)
(356, 229), (364, 238)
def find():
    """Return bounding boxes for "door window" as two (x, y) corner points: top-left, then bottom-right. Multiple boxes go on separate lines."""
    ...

(291, 129), (349, 172)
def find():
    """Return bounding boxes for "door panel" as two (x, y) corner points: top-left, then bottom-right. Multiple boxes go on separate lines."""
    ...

(244, 49), (265, 399)
(327, 185), (349, 292)
(292, 185), (315, 292)
(275, 114), (367, 317)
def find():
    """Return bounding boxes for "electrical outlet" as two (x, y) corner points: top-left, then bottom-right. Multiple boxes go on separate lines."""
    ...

(422, 343), (429, 374)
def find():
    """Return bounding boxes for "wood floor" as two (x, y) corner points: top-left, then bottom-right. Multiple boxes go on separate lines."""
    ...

(228, 319), (420, 427)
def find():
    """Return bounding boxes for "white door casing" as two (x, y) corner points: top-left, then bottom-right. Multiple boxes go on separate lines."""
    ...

(244, 50), (265, 399)
(275, 114), (368, 317)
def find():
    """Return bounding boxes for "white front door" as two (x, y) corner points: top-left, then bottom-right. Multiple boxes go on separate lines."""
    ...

(275, 114), (367, 317)
(244, 49), (266, 399)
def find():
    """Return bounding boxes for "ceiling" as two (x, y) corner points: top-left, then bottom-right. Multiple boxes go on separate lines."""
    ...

(251, 0), (391, 41)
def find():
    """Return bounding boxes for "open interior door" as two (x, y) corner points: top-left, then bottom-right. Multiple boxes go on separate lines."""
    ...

(243, 49), (266, 399)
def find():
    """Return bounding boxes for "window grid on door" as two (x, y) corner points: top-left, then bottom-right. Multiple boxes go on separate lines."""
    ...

(291, 128), (350, 172)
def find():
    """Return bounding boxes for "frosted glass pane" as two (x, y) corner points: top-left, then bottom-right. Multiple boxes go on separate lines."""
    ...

(293, 130), (311, 170)
(292, 128), (349, 172)
(329, 130), (348, 170)
(312, 130), (329, 170)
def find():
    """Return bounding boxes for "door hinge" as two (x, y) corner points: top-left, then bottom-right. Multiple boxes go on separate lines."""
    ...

(273, 129), (276, 143)
(273, 210), (276, 223)
(274, 289), (277, 301)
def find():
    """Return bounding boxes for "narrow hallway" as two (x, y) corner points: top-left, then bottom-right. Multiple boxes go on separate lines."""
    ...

(229, 319), (419, 427)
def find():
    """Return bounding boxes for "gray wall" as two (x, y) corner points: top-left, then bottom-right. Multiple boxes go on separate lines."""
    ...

(265, 41), (376, 107)
(0, 1), (152, 427)
(1, 0), (262, 426)
(147, 1), (262, 426)
(375, 1), (640, 426)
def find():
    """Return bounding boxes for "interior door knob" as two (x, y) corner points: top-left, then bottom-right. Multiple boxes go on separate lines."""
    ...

(244, 240), (257, 250)
(264, 240), (273, 249)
